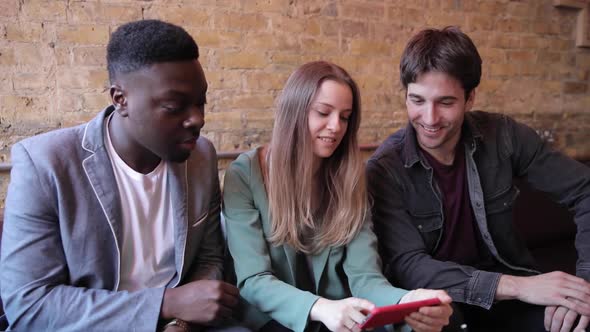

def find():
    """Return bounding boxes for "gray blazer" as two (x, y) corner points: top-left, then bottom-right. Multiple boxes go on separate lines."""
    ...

(0, 106), (224, 331)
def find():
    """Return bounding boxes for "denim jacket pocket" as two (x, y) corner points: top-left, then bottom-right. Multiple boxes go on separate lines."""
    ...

(407, 210), (442, 252)
(407, 210), (442, 232)
(485, 185), (520, 214)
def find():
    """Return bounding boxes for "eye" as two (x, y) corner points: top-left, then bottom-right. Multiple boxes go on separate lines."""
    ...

(315, 109), (329, 117)
(410, 98), (424, 105)
(162, 105), (184, 113)
(440, 100), (455, 107)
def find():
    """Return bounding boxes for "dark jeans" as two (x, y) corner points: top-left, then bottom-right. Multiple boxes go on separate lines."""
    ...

(444, 300), (546, 332)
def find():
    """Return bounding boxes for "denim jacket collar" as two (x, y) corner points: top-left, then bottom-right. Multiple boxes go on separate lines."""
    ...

(401, 112), (484, 169)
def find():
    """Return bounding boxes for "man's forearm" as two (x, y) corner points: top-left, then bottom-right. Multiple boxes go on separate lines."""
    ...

(495, 275), (519, 301)
(161, 287), (178, 320)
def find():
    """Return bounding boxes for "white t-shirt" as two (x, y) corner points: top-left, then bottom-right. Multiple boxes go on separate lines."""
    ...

(105, 116), (176, 291)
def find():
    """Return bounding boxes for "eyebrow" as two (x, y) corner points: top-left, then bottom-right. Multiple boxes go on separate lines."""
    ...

(159, 89), (208, 102)
(407, 93), (458, 102)
(314, 102), (353, 112)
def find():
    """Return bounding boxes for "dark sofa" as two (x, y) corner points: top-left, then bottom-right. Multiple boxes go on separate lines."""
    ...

(512, 178), (577, 274)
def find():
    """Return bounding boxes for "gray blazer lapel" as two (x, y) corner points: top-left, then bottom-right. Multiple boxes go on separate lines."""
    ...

(81, 109), (123, 255)
(168, 161), (188, 284)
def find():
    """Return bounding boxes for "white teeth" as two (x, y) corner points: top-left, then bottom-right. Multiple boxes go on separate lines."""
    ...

(421, 125), (441, 132)
(319, 137), (336, 142)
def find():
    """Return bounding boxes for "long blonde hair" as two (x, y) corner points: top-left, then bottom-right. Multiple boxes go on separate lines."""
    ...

(267, 61), (368, 254)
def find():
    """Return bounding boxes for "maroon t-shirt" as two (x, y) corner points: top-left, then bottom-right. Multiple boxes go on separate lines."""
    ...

(422, 144), (484, 265)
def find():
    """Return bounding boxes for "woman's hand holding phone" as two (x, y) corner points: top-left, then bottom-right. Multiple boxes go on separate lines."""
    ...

(310, 297), (375, 332)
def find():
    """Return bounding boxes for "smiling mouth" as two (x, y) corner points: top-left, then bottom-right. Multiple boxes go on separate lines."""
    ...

(319, 137), (337, 143)
(419, 124), (444, 133)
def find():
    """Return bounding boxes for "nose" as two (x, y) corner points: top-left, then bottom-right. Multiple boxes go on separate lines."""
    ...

(422, 102), (439, 125)
(184, 104), (205, 130)
(327, 113), (342, 133)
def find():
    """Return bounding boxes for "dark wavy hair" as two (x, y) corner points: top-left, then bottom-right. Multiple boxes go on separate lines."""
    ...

(107, 19), (199, 83)
(400, 26), (482, 99)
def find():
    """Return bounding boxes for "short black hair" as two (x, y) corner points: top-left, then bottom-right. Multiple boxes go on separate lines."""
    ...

(107, 19), (199, 83)
(400, 26), (482, 99)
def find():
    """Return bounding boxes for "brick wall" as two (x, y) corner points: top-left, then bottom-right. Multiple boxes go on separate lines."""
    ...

(0, 0), (589, 206)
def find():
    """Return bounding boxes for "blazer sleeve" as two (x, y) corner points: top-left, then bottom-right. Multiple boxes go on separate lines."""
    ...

(344, 215), (408, 306)
(222, 154), (320, 332)
(0, 143), (164, 331)
(186, 153), (224, 282)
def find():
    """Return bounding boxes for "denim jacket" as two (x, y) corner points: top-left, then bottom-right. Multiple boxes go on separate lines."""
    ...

(367, 111), (590, 309)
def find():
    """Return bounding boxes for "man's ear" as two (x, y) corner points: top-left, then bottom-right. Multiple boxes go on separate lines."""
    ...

(109, 85), (128, 117)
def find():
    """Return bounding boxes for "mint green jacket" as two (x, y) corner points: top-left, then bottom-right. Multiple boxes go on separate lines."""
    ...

(223, 149), (408, 332)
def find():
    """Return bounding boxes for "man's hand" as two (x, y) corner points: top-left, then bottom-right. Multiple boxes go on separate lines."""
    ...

(161, 280), (240, 325)
(545, 303), (590, 332)
(400, 289), (453, 332)
(309, 297), (375, 332)
(496, 272), (590, 315)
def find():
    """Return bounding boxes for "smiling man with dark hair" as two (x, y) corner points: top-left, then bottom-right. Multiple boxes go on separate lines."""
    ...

(368, 27), (590, 332)
(1, 20), (242, 332)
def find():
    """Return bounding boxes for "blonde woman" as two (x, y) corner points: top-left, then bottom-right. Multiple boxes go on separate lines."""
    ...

(223, 61), (452, 332)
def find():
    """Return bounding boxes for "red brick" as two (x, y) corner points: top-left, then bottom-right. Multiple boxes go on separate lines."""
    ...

(72, 47), (107, 66)
(507, 50), (536, 63)
(144, 5), (210, 28)
(0, 48), (16, 66)
(68, 2), (142, 24)
(243, 0), (293, 14)
(22, 0), (67, 22)
(490, 34), (520, 49)
(219, 52), (268, 69)
(0, 0), (18, 19)
(14, 44), (44, 66)
(563, 82), (587, 94)
(57, 68), (108, 89)
(57, 25), (110, 45)
(466, 14), (494, 31)
(341, 3), (385, 19)
(14, 73), (52, 92)
(214, 12), (268, 31)
(349, 39), (391, 56)
(5, 23), (43, 42)
(206, 70), (242, 90)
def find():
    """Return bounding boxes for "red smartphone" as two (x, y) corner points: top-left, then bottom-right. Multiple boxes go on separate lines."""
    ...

(358, 298), (442, 329)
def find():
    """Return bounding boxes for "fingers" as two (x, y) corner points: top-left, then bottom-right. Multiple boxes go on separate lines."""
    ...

(401, 289), (451, 304)
(218, 290), (240, 307)
(560, 309), (579, 332)
(349, 297), (376, 312)
(348, 298), (372, 331)
(546, 272), (590, 306)
(404, 304), (451, 332)
(418, 303), (453, 321)
(560, 296), (590, 317)
(545, 306), (557, 331)
(218, 281), (240, 296)
(405, 314), (442, 332)
(348, 307), (367, 325)
(346, 317), (362, 332)
(550, 306), (569, 332)
(430, 290), (452, 304)
(574, 315), (589, 332)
